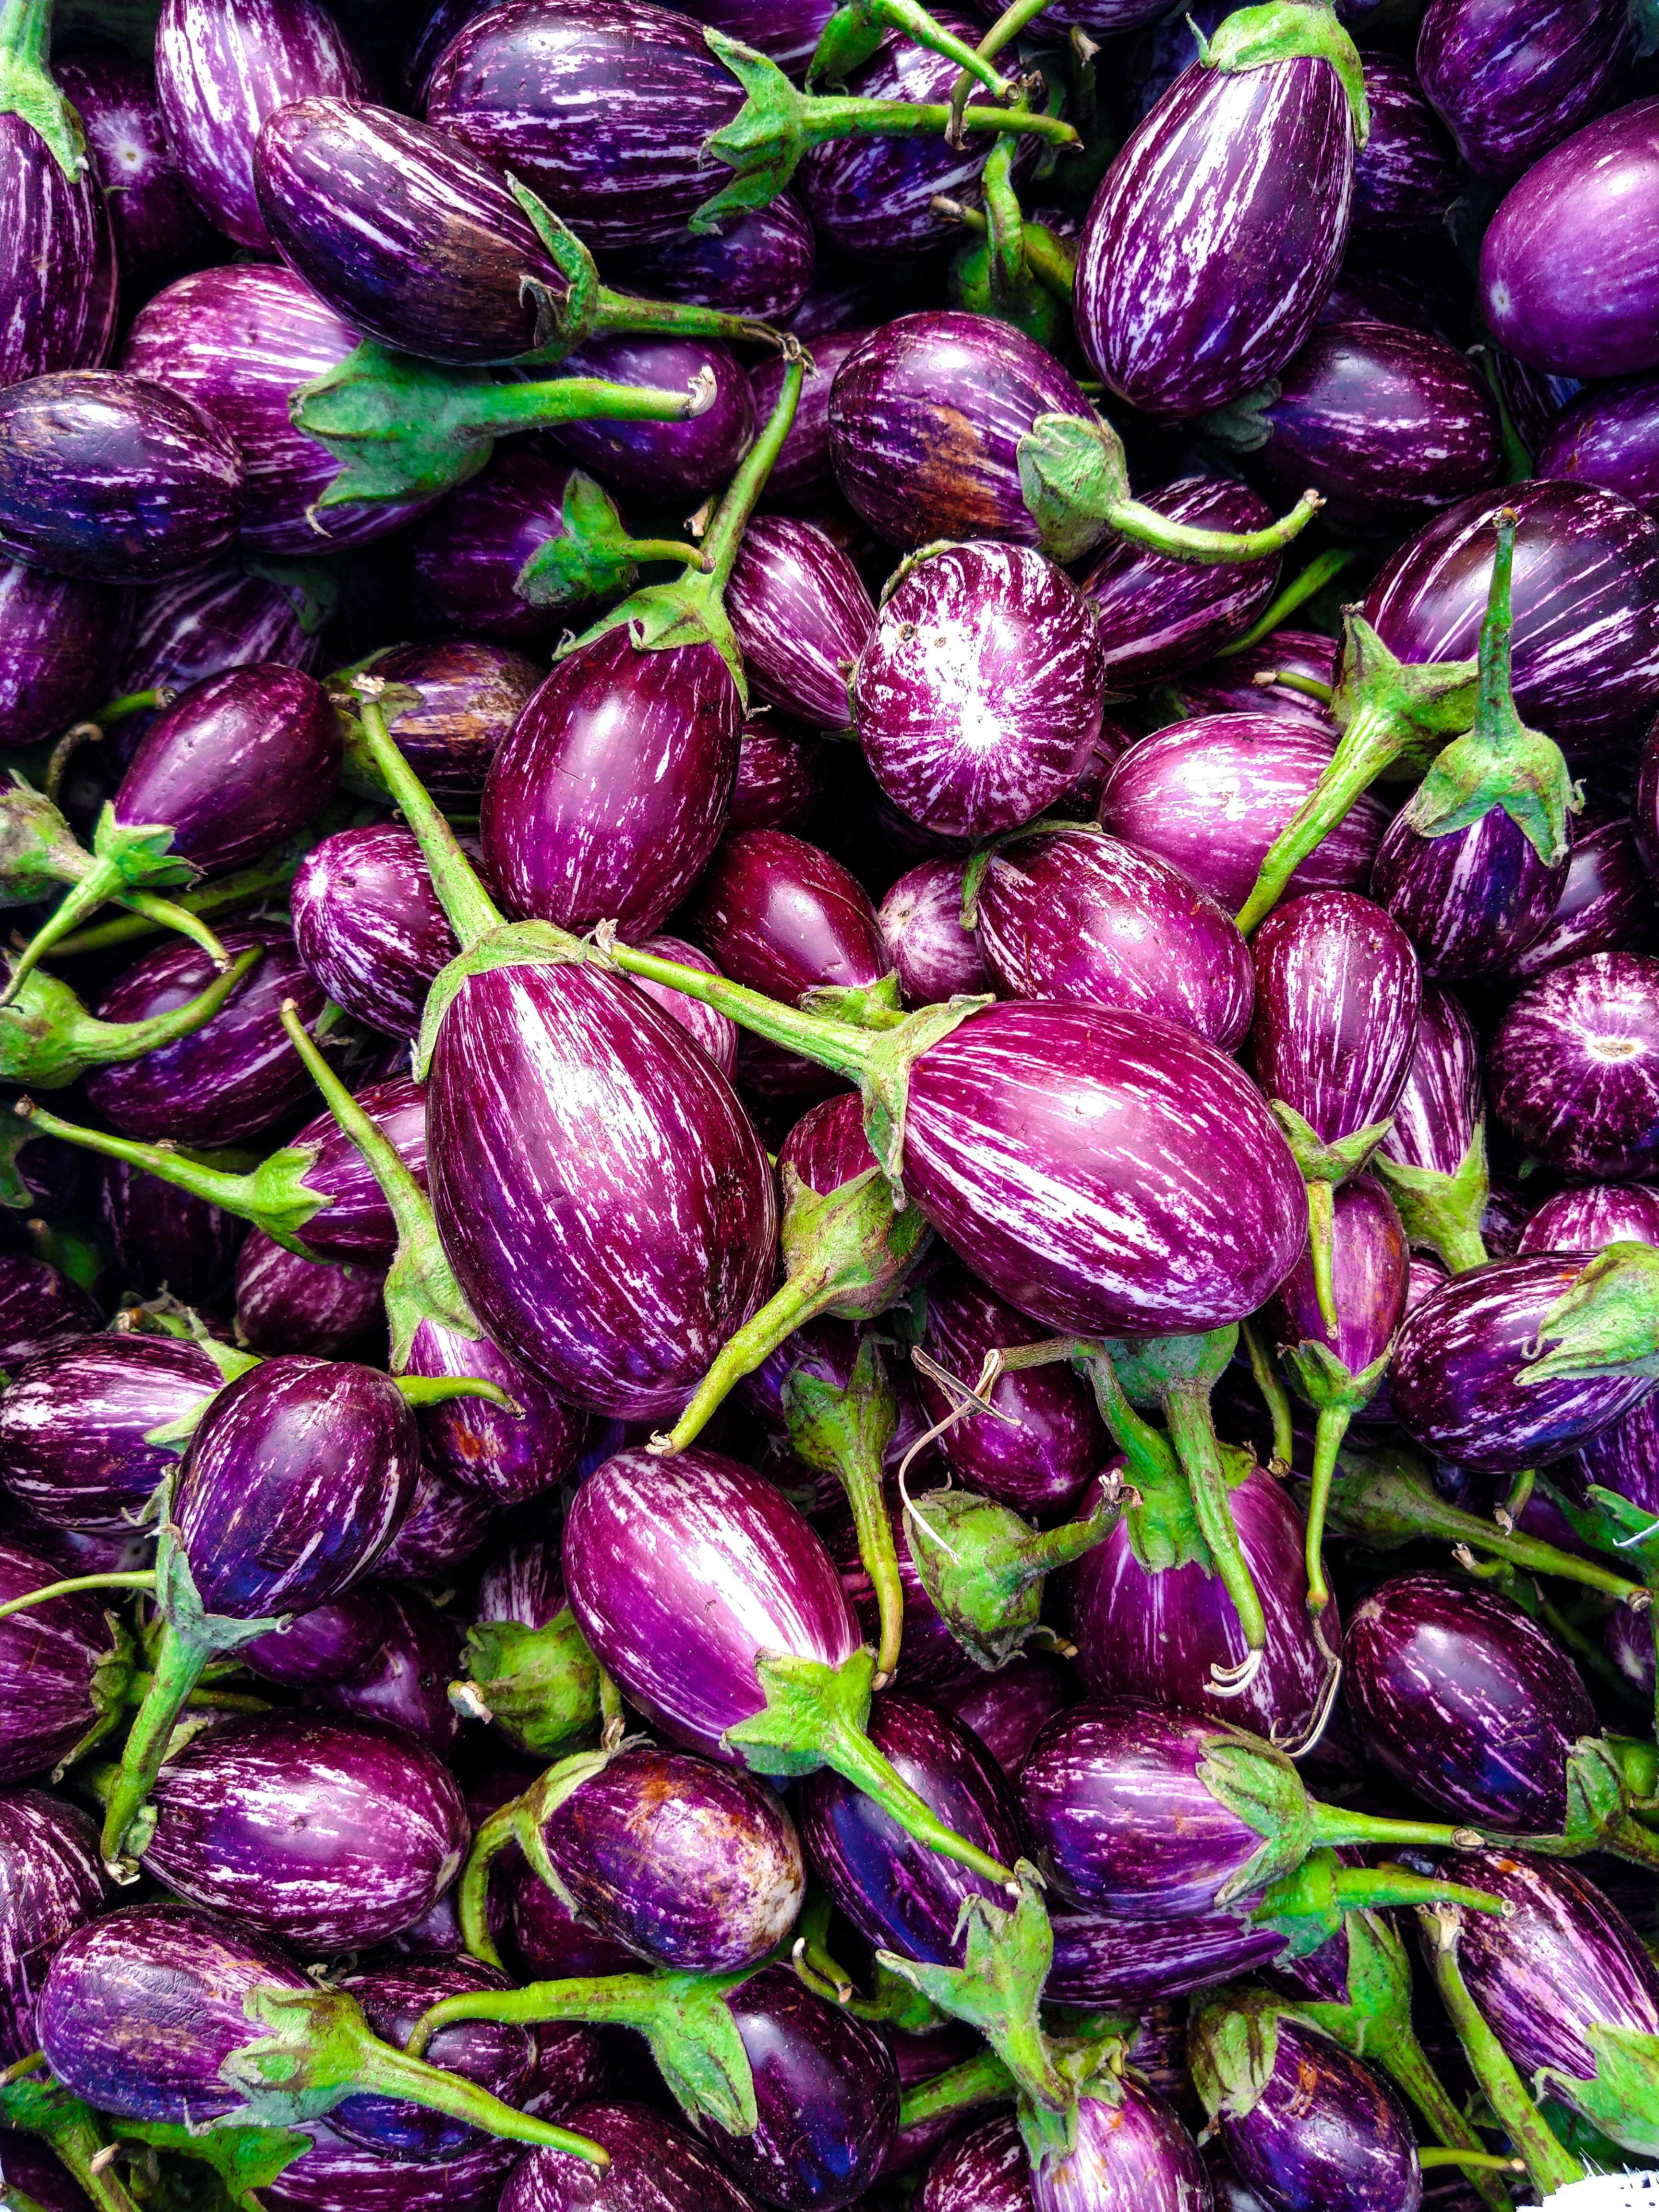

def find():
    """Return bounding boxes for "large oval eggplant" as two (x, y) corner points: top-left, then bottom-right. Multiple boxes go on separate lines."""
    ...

(114, 561), (320, 702)
(1417, 0), (1633, 180)
(0, 78), (117, 392)
(1249, 890), (1422, 1140)
(1488, 950), (1659, 1178)
(55, 41), (215, 294)
(0, 1331), (225, 1531)
(1046, 1900), (1284, 2010)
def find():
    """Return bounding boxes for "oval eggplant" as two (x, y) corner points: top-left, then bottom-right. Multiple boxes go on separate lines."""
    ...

(728, 514), (871, 733)
(1031, 2080), (1210, 2212)
(1350, 50), (1460, 241)
(1417, 0), (1633, 181)
(878, 856), (992, 1005)
(318, 1587), (464, 1755)
(114, 562), (320, 703)
(1206, 2010), (1421, 2212)
(502, 2100), (758, 2212)
(1537, 374), (1659, 520)
(0, 562), (127, 750)
(54, 41), (215, 293)
(0, 1540), (126, 1784)
(1370, 787), (1571, 979)
(291, 824), (460, 1042)
(621, 192), (814, 325)
(1078, 477), (1287, 685)
(332, 1957), (533, 2162)
(1249, 890), (1423, 1143)
(545, 332), (754, 504)
(729, 718), (827, 836)
(234, 1232), (386, 1359)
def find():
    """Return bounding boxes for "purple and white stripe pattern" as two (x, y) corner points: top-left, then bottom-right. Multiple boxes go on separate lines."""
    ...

(1377, 983), (1482, 1181)
(0, 1541), (124, 1784)
(1249, 890), (1423, 1143)
(1349, 50), (1459, 239)
(0, 113), (117, 390)
(879, 855), (992, 1006)
(1370, 797), (1570, 979)
(404, 1322), (585, 1509)
(291, 824), (461, 1042)
(0, 1333), (225, 1533)
(1488, 949), (1659, 1178)
(0, 559), (127, 748)
(620, 933), (739, 1077)
(1417, 0), (1636, 182)
(727, 515), (872, 732)
(116, 561), (323, 697)
(1078, 478), (1285, 686)
(0, 1791), (106, 2064)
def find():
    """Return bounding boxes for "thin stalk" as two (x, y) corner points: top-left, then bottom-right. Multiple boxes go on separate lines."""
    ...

(700, 357), (805, 596)
(457, 1800), (516, 1970)
(346, 2031), (607, 2163)
(843, 1434), (903, 1685)
(110, 890), (232, 968)
(1305, 1403), (1349, 1615)
(656, 1272), (824, 1454)
(1108, 489), (1324, 568)
(898, 2046), (1016, 2131)
(1216, 548), (1358, 656)
(1310, 1803), (1481, 1854)
(46, 847), (313, 961)
(1256, 668), (1335, 704)
(0, 1570), (155, 1622)
(931, 195), (1075, 296)
(479, 375), (718, 433)
(276, 1002), (426, 1255)
(1164, 1381), (1266, 1679)
(1306, 1177), (1339, 1338)
(801, 93), (1075, 145)
(1385, 2031), (1516, 2212)
(1241, 1318), (1295, 1470)
(100, 1621), (209, 1871)
(820, 1709), (1017, 1888)
(602, 938), (873, 1082)
(1236, 698), (1408, 934)
(349, 688), (504, 951)
(3, 855), (228, 1008)
(1416, 2151), (1522, 2174)
(90, 688), (172, 727)
(404, 1975), (671, 2056)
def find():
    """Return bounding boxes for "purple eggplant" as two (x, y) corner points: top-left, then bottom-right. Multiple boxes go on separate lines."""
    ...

(1521, 1181), (1659, 1256)
(409, 447), (596, 646)
(0, 562), (127, 751)
(266, 2125), (517, 2211)
(620, 932), (740, 1076)
(1159, 629), (1339, 730)
(405, 1323), (584, 1508)
(1349, 49), (1459, 241)
(0, 1538), (135, 1783)
(621, 192), (815, 324)
(828, 312), (1317, 564)
(291, 825), (460, 1042)
(101, 1159), (245, 1306)
(242, 1585), (392, 1691)
(728, 514), (871, 733)
(121, 263), (438, 556)
(510, 1865), (641, 1985)
(1030, 2080), (1210, 2212)
(752, 325), (876, 506)
(1418, 0), (1633, 180)
(1047, 1898), (1284, 2009)
(730, 718), (827, 836)
(1489, 951), (1659, 1178)
(0, 1790), (106, 2063)
(1502, 809), (1649, 983)
(114, 562), (322, 709)
(333, 1957), (535, 2162)
(319, 1587), (464, 1754)
(1100, 714), (1391, 914)
(1371, 984), (1487, 1274)
(1389, 1253), (1656, 1474)
(0, 371), (243, 585)
(336, 639), (542, 808)
(375, 1462), (498, 1583)
(501, 2101), (758, 2212)
(1074, 19), (1361, 419)
(53, 41), (214, 292)
(155, 0), (363, 250)
(919, 2110), (1034, 2212)
(971, 823), (1255, 1050)
(544, 332), (755, 504)
(1070, 1466), (1341, 1749)
(453, 1540), (601, 1755)
(1482, 96), (1659, 381)
(1078, 477), (1290, 687)
(235, 1232), (386, 1358)
(1373, 796), (1572, 980)
(136, 1711), (467, 1950)
(879, 857), (992, 1005)
(1537, 373), (1659, 520)
(0, 1254), (97, 1367)
(853, 542), (1104, 839)
(0, 1330), (224, 1531)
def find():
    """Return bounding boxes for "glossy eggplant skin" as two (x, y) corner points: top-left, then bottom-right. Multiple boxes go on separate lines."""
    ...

(1418, 0), (1632, 181)
(331, 1957), (532, 2162)
(1376, 983), (1481, 1189)
(1513, 817), (1654, 990)
(115, 561), (319, 704)
(1250, 890), (1422, 1145)
(1371, 794), (1570, 980)
(1520, 1181), (1659, 1256)
(977, 825), (1254, 1051)
(752, 326), (875, 506)
(241, 1586), (392, 1691)
(1161, 629), (1338, 729)
(1212, 2015), (1421, 2212)
(800, 1694), (1022, 1966)
(623, 933), (739, 1078)
(291, 824), (460, 1042)
(510, 1860), (641, 1984)
(0, 1256), (98, 1368)
(938, 1656), (1072, 1781)
(1488, 950), (1659, 1178)
(0, 1541), (123, 1784)
(502, 2101), (760, 2212)
(267, 2125), (517, 2212)
(1538, 375), (1659, 521)
(920, 2111), (1035, 2212)
(0, 109), (117, 391)
(1075, 52), (1356, 420)
(138, 1713), (467, 1951)
(480, 627), (740, 940)
(410, 447), (587, 646)
(1345, 1572), (1595, 1832)
(83, 925), (327, 1147)
(1078, 477), (1286, 686)
(535, 1746), (805, 1973)
(0, 1333), (225, 1533)
(547, 332), (755, 504)
(1070, 1468), (1339, 1749)
(405, 1319), (584, 1509)
(54, 42), (215, 294)
(621, 192), (814, 324)
(318, 1587), (463, 1755)
(234, 1232), (386, 1359)
(563, 1447), (861, 1765)
(0, 1791), (107, 2065)
(728, 515), (871, 734)
(1363, 479), (1659, 766)
(1350, 51), (1459, 242)
(1100, 714), (1391, 914)
(1032, 2079), (1211, 2212)
(373, 1462), (496, 1583)
(1047, 1901), (1283, 2010)
(0, 561), (127, 749)
(879, 857), (992, 1005)
(155, 0), (364, 251)
(343, 638), (541, 806)
(425, 961), (776, 1419)
(0, 371), (243, 586)
(1481, 98), (1659, 382)
(1389, 1254), (1656, 1475)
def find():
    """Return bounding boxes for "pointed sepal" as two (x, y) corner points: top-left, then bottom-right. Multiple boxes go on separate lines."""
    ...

(1520, 1242), (1659, 1386)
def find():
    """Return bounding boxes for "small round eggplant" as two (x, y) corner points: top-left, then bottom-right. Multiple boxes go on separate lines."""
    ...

(728, 514), (871, 733)
(1489, 950), (1659, 1178)
(1520, 1181), (1659, 1255)
(0, 1539), (129, 1783)
(1371, 785), (1571, 979)
(291, 824), (459, 1042)
(1538, 374), (1659, 520)
(0, 83), (116, 394)
(1031, 2080), (1210, 2212)
(405, 1321), (584, 1508)
(373, 1463), (497, 1584)
(878, 856), (992, 1004)
(1249, 890), (1422, 1145)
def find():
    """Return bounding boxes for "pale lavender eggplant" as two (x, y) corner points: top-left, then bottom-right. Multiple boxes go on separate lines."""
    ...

(174, 1354), (420, 1618)
(0, 1539), (124, 1781)
(0, 1255), (97, 1367)
(83, 924), (328, 1147)
(423, 0), (747, 254)
(54, 43), (214, 291)
(1100, 714), (1391, 913)
(1250, 890), (1423, 1142)
(0, 1331), (224, 1531)
(1032, 2080), (1209, 2212)
(1213, 2016), (1421, 2212)
(1370, 794), (1570, 979)
(1537, 374), (1659, 519)
(727, 514), (872, 732)
(1419, 0), (1634, 182)
(533, 1745), (805, 1972)
(915, 1264), (1107, 1514)
(1389, 1254), (1655, 1474)
(1070, 1467), (1340, 1749)
(138, 1712), (467, 1950)
(620, 192), (814, 324)
(0, 1791), (106, 2063)
(1488, 950), (1659, 1178)
(114, 562), (320, 701)
(799, 1693), (1021, 1965)
(0, 102), (116, 392)
(101, 1161), (245, 1306)
(241, 1586), (392, 1689)
(155, 0), (365, 251)
(426, 962), (776, 1418)
(563, 1446), (860, 1762)
(409, 448), (590, 645)
(1362, 478), (1659, 763)
(234, 1232), (386, 1358)
(1047, 1901), (1283, 2009)
(937, 1655), (1072, 1780)
(545, 333), (755, 503)
(1350, 51), (1459, 240)
(621, 932), (739, 1077)
(1074, 50), (1357, 419)
(502, 2101), (758, 2212)
(919, 2110), (1034, 2212)
(975, 825), (1255, 1050)
(1502, 811), (1650, 982)
(121, 264), (436, 556)
(344, 639), (542, 806)
(291, 825), (460, 1041)
(1345, 1571), (1594, 1832)
(0, 561), (127, 748)
(333, 1958), (533, 2162)
(730, 717), (827, 837)
(0, 371), (243, 584)
(1078, 478), (1286, 685)
(878, 856), (992, 1005)
(752, 327), (875, 506)
(480, 625), (739, 938)
(1520, 1181), (1659, 1254)
(405, 1321), (585, 1507)
(1161, 629), (1339, 728)
(854, 541), (1104, 839)
(1247, 321), (1501, 532)
(316, 1591), (464, 1753)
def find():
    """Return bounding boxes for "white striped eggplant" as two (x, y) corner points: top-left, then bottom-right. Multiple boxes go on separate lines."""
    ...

(1371, 984), (1489, 1274)
(727, 514), (872, 733)
(879, 857), (993, 1005)
(0, 1539), (134, 1782)
(113, 560), (326, 702)
(290, 825), (460, 1043)
(332, 638), (541, 807)
(232, 1230), (385, 1358)
(1029, 2079), (1213, 2212)
(1502, 810), (1651, 984)
(0, 1791), (105, 2066)
(0, 942), (262, 1094)
(1538, 377), (1659, 521)
(1489, 951), (1659, 1180)
(1347, 51), (1458, 243)
(543, 332), (757, 505)
(501, 2102), (756, 2212)
(1417, 0), (1634, 181)
(619, 191), (815, 324)
(53, 42), (213, 295)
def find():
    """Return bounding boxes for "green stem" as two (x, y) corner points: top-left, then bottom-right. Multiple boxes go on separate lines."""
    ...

(1106, 489), (1324, 568)
(1236, 699), (1410, 935)
(345, 2028), (608, 2164)
(457, 1799), (517, 1970)
(587, 293), (784, 353)
(842, 1446), (903, 1686)
(897, 2046), (1016, 2131)
(822, 1707), (1017, 1887)
(1384, 2030), (1516, 2212)
(868, 0), (1016, 95)
(113, 890), (234, 969)
(1241, 1317), (1296, 1469)
(700, 356), (805, 596)
(0, 0), (85, 179)
(802, 91), (1075, 145)
(478, 374), (718, 434)
(0, 1570), (155, 1622)
(1307, 1177), (1339, 1338)
(1310, 1802), (1481, 1854)
(602, 938), (873, 1082)
(348, 689), (504, 951)
(1416, 2151), (1521, 2174)
(657, 1271), (825, 1455)
(1216, 548), (1358, 656)
(1, 859), (131, 1005)
(100, 1621), (209, 1871)
(982, 131), (1024, 296)
(404, 1976), (668, 2057)
(1305, 1403), (1349, 1615)
(276, 1002), (426, 1255)
(62, 943), (261, 1064)
(1165, 1378), (1266, 1679)
(46, 847), (314, 962)
(91, 688), (171, 727)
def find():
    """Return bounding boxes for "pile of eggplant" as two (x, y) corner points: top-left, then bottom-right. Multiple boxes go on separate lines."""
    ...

(2, 0), (1659, 2203)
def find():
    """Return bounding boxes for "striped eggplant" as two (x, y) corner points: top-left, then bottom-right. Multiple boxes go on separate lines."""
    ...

(1348, 50), (1458, 240)
(241, 1585), (391, 1690)
(1481, 97), (1659, 381)
(621, 932), (740, 1074)
(1418, 0), (1634, 180)
(332, 1957), (535, 2163)
(971, 823), (1255, 1050)
(727, 514), (871, 733)
(291, 826), (461, 1042)
(320, 1587), (463, 1755)
(828, 313), (1318, 564)
(920, 2111), (1034, 2212)
(334, 639), (541, 807)
(409, 447), (593, 645)
(879, 857), (992, 1005)
(938, 1655), (1071, 1781)
(0, 371), (243, 585)
(1521, 1182), (1659, 1257)
(621, 192), (815, 324)
(113, 563), (322, 710)
(1371, 984), (1487, 1274)
(0, 1254), (97, 1366)
(54, 41), (213, 293)
(0, 563), (125, 752)
(853, 542), (1104, 839)
(1159, 628), (1338, 729)
(1371, 788), (1572, 980)
(155, 0), (364, 250)
(1074, 6), (1364, 419)
(0, 1790), (105, 2064)
(1047, 1900), (1284, 2009)
(405, 1326), (584, 1509)
(1078, 478), (1289, 686)
(234, 1231), (385, 1358)
(1538, 375), (1659, 520)
(1030, 2080), (1211, 2212)
(0, 1539), (131, 1781)
(373, 1462), (495, 1582)
(502, 2101), (759, 2212)
(544, 332), (756, 504)
(751, 325), (875, 505)
(100, 1158), (245, 1306)
(264, 2125), (518, 2210)
(1489, 951), (1659, 1179)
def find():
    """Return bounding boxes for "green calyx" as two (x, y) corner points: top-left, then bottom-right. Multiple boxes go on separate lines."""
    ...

(1188, 1986), (1290, 2128)
(860, 995), (994, 1188)
(0, 946), (262, 1091)
(415, 920), (584, 1079)
(937, 118), (1077, 352)
(1555, 2021), (1659, 2159)
(1280, 1334), (1389, 1422)
(453, 1609), (602, 1760)
(1373, 1119), (1491, 1274)
(806, 0), (1014, 93)
(1199, 380), (1283, 455)
(1519, 1240), (1659, 1386)
(904, 1480), (1121, 1670)
(1197, 0), (1370, 145)
(110, 2116), (310, 2210)
(458, 1744), (616, 1968)
(0, 779), (96, 908)
(516, 469), (707, 615)
(1271, 1102), (1394, 1189)
(0, 0), (86, 180)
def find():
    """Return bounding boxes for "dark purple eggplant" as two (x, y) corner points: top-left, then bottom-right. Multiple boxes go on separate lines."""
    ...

(241, 1585), (392, 1691)
(1100, 713), (1391, 915)
(854, 542), (1103, 839)
(291, 825), (460, 1042)
(265, 2125), (517, 2211)
(335, 638), (542, 807)
(234, 1231), (385, 1358)
(918, 2108), (1033, 2212)
(1030, 2080), (1210, 2212)
(114, 563), (323, 711)
(1501, 809), (1650, 983)
(622, 192), (814, 323)
(101, 1157), (245, 1306)
(1078, 477), (1292, 687)
(730, 717), (827, 837)
(1048, 1898), (1284, 2010)
(53, 41), (214, 292)
(510, 1863), (641, 1985)
(0, 1538), (132, 1781)
(1489, 950), (1659, 1178)
(406, 1323), (584, 1509)
(501, 2101), (757, 2212)
(0, 371), (243, 585)
(1371, 983), (1487, 1274)
(1074, 18), (1362, 419)
(1418, 0), (1632, 180)
(0, 562), (127, 751)
(878, 857), (992, 1005)
(135, 1711), (467, 1949)
(374, 1463), (498, 1583)
(0, 1790), (106, 2064)
(333, 1957), (534, 2162)
(1538, 373), (1659, 520)
(1372, 794), (1572, 980)
(319, 1587), (464, 1755)
(1349, 49), (1459, 241)
(728, 514), (871, 733)
(971, 823), (1255, 1050)
(936, 1659), (1071, 1784)
(544, 332), (756, 504)
(0, 1253), (97, 1367)
(1158, 629), (1339, 730)
(753, 325), (875, 505)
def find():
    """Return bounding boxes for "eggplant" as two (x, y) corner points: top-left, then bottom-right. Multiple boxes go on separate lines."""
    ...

(1521, 1181), (1659, 1256)
(621, 192), (816, 324)
(0, 563), (127, 752)
(621, 933), (740, 1076)
(1372, 792), (1571, 980)
(455, 1540), (600, 1757)
(333, 1958), (535, 2162)
(1502, 809), (1648, 983)
(407, 1326), (584, 1510)
(879, 857), (991, 1005)
(919, 2110), (1034, 2212)
(319, 1587), (465, 1754)
(1538, 373), (1659, 520)
(375, 1462), (497, 1583)
(114, 563), (323, 711)
(101, 1157), (245, 1307)
(853, 542), (1104, 840)
(0, 946), (264, 1095)
(0, 1253), (97, 1366)
(1349, 49), (1458, 240)
(291, 825), (460, 1042)
(500, 2100), (758, 2212)
(1030, 2080), (1210, 2212)
(1371, 983), (1487, 1274)
(511, 1862), (641, 1985)
(937, 1656), (1071, 1782)
(1159, 629), (1339, 730)
(0, 371), (243, 586)
(241, 1585), (392, 1691)
(135, 1711), (468, 1950)
(234, 1231), (385, 1358)
(729, 719), (826, 836)
(1417, 0), (1632, 180)
(0, 1791), (106, 2063)
(0, 1538), (138, 1783)
(752, 325), (876, 505)
(971, 824), (1255, 1050)
(1047, 1899), (1284, 2009)
(265, 2125), (517, 2211)
(545, 333), (756, 504)
(53, 41), (214, 293)
(1099, 714), (1390, 915)
(728, 514), (872, 733)
(1489, 950), (1659, 1179)
(828, 312), (1318, 565)
(1078, 477), (1291, 687)
(1074, 11), (1363, 419)
(155, 0), (363, 251)
(334, 639), (541, 807)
